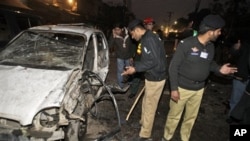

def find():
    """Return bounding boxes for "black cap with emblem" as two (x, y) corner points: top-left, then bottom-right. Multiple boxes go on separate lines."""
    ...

(199, 14), (225, 33)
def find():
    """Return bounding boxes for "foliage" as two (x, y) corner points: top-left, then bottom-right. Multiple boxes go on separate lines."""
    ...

(210, 0), (250, 37)
(77, 1), (134, 35)
(181, 0), (250, 36)
(171, 0), (250, 44)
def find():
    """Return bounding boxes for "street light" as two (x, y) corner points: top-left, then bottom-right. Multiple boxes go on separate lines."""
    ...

(68, 0), (74, 5)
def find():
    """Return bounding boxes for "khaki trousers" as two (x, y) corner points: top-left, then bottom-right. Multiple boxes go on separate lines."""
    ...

(163, 87), (204, 141)
(139, 79), (166, 138)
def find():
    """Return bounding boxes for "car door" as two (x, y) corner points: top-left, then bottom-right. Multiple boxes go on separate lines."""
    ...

(83, 32), (109, 82)
(92, 32), (109, 81)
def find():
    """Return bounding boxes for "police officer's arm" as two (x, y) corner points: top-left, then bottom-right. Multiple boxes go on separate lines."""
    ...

(134, 37), (157, 72)
(209, 61), (221, 74)
(169, 41), (186, 91)
(121, 37), (156, 76)
(210, 61), (238, 75)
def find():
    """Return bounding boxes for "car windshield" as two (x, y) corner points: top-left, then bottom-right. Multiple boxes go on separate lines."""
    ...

(0, 30), (85, 70)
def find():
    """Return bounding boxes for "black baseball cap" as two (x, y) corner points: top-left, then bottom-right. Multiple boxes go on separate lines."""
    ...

(201, 14), (225, 29)
(127, 19), (144, 31)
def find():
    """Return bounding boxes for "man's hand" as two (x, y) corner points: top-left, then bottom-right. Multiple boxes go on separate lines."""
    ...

(171, 90), (180, 103)
(121, 66), (136, 76)
(220, 63), (238, 75)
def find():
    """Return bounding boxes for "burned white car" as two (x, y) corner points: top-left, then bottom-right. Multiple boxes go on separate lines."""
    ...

(0, 24), (119, 141)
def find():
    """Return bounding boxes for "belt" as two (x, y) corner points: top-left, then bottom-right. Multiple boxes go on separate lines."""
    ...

(180, 75), (204, 84)
(190, 80), (204, 84)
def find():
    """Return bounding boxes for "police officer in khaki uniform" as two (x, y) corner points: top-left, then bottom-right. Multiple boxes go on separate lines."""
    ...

(123, 19), (167, 141)
(162, 15), (238, 141)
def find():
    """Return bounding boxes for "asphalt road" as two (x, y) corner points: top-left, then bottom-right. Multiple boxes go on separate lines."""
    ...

(84, 50), (232, 141)
(0, 37), (232, 141)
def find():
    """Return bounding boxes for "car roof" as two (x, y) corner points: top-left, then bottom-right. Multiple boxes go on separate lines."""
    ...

(28, 23), (102, 37)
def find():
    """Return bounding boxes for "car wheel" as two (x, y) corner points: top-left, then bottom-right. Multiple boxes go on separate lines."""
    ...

(64, 98), (88, 141)
(64, 114), (87, 141)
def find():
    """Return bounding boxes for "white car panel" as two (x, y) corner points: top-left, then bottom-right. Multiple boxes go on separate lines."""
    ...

(0, 65), (73, 125)
(0, 24), (111, 140)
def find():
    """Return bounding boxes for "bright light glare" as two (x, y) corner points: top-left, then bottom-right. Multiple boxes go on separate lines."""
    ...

(68, 0), (74, 5)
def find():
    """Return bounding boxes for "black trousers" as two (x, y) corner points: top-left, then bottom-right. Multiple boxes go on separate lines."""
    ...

(230, 91), (250, 124)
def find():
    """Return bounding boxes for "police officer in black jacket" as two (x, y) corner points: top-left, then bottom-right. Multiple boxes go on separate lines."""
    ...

(162, 15), (238, 141)
(122, 19), (167, 141)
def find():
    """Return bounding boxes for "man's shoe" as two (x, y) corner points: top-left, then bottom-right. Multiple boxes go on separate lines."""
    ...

(108, 84), (130, 93)
(133, 136), (152, 141)
(161, 137), (170, 141)
(138, 137), (153, 141)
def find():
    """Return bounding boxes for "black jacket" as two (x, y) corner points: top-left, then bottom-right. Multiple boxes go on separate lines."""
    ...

(169, 36), (220, 90)
(246, 43), (250, 93)
(230, 41), (250, 82)
(108, 33), (136, 59)
(230, 41), (250, 124)
(134, 30), (167, 81)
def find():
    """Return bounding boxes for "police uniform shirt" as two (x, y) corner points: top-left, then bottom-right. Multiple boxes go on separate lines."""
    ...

(169, 36), (220, 90)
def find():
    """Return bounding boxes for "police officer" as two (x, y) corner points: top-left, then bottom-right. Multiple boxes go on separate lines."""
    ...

(162, 15), (238, 141)
(128, 17), (157, 99)
(123, 19), (167, 141)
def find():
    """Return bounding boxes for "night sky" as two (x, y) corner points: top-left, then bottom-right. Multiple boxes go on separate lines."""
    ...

(103, 0), (214, 25)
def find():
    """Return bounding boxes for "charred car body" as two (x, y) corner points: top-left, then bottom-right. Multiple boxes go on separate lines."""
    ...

(0, 24), (117, 140)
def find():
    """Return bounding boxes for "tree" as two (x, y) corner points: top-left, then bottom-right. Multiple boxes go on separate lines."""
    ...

(209, 0), (250, 35)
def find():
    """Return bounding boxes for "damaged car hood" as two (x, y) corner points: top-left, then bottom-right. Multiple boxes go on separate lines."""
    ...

(0, 65), (73, 125)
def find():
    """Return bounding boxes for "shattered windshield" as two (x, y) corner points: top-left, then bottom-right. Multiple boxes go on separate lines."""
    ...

(0, 31), (85, 69)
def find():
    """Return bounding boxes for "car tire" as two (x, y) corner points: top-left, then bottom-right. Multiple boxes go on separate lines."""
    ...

(64, 99), (88, 141)
(64, 115), (87, 141)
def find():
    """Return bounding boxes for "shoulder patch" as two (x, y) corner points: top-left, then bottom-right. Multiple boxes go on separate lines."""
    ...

(143, 47), (151, 54)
